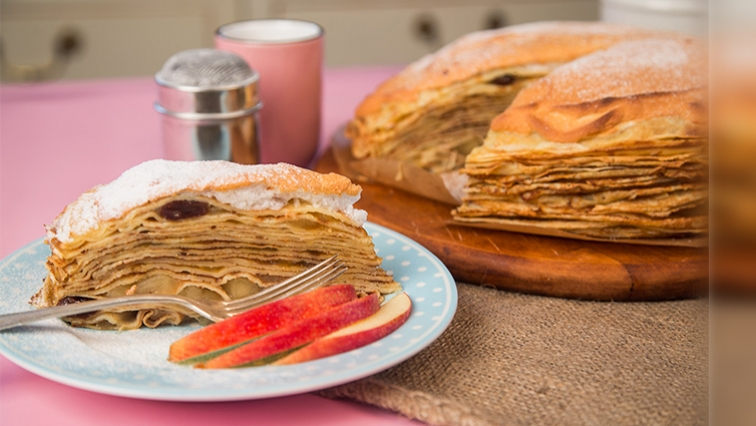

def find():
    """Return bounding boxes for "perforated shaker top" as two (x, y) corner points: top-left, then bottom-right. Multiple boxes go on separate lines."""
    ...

(156, 49), (256, 88)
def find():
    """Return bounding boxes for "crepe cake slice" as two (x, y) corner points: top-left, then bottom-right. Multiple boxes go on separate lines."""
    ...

(346, 21), (660, 175)
(454, 37), (707, 240)
(32, 160), (400, 330)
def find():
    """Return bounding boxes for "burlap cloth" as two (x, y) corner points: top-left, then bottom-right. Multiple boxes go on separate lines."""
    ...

(317, 283), (708, 425)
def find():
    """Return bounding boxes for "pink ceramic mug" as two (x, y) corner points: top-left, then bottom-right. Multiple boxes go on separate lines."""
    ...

(215, 19), (323, 167)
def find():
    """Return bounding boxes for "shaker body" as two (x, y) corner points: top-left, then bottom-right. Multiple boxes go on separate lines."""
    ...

(161, 113), (259, 164)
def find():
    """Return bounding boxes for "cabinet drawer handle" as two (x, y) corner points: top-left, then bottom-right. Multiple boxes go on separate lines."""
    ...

(1, 27), (84, 82)
(485, 11), (508, 30)
(414, 14), (440, 45)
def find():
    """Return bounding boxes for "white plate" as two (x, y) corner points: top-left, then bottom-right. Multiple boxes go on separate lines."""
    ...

(0, 222), (457, 401)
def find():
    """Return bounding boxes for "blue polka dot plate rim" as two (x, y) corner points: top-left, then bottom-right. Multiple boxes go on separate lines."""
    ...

(0, 222), (457, 401)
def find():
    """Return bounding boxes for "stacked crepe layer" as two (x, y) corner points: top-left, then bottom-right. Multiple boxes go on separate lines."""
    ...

(454, 37), (707, 240)
(33, 160), (399, 330)
(346, 21), (659, 174)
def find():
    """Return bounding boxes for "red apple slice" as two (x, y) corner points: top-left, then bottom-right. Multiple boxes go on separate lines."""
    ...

(198, 293), (381, 369)
(274, 292), (412, 365)
(169, 284), (357, 363)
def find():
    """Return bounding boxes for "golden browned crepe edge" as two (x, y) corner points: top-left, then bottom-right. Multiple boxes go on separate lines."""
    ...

(354, 22), (660, 118)
(487, 37), (707, 144)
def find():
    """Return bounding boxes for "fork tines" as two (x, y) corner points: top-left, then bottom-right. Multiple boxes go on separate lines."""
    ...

(226, 256), (347, 309)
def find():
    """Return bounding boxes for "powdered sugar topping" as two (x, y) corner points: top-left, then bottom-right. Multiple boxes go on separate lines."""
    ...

(50, 160), (366, 243)
(521, 37), (705, 105)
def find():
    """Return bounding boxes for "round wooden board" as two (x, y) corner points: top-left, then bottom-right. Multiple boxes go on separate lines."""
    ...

(315, 148), (708, 301)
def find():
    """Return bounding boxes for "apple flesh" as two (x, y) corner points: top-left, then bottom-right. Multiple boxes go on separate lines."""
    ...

(168, 284), (357, 363)
(273, 292), (412, 365)
(198, 293), (381, 369)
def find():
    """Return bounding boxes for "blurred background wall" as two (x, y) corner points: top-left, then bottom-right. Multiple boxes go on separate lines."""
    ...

(1, 0), (600, 81)
(1, 0), (713, 82)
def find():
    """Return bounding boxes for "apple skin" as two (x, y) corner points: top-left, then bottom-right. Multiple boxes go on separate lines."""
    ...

(273, 292), (412, 365)
(169, 284), (357, 363)
(198, 293), (381, 369)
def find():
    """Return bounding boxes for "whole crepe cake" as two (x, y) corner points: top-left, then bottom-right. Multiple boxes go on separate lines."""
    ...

(453, 37), (707, 240)
(33, 160), (400, 330)
(346, 21), (659, 176)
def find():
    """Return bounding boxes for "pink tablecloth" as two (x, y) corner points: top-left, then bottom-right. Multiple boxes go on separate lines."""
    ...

(0, 67), (421, 426)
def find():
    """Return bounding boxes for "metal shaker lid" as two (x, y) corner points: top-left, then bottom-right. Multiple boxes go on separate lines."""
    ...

(155, 49), (261, 120)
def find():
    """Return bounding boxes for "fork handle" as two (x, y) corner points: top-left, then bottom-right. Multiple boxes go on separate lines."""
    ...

(0, 295), (192, 331)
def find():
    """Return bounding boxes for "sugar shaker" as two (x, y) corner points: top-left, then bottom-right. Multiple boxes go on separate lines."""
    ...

(154, 49), (262, 164)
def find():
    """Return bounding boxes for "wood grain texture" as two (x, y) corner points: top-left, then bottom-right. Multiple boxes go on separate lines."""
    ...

(316, 148), (708, 301)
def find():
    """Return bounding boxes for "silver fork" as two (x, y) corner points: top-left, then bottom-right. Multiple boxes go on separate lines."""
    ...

(0, 256), (347, 331)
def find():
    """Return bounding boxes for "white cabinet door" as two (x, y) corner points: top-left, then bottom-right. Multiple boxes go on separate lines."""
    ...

(1, 0), (236, 81)
(243, 0), (599, 66)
